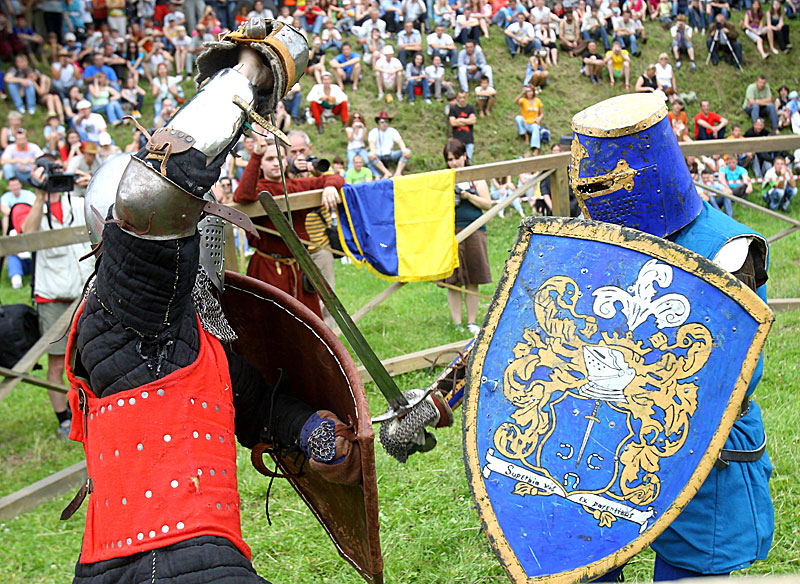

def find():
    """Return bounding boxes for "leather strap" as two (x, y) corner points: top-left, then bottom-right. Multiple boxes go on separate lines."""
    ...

(715, 431), (767, 470)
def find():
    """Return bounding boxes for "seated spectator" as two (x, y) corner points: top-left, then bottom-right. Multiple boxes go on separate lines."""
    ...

(283, 83), (304, 124)
(145, 41), (175, 80)
(427, 24), (458, 69)
(433, 0), (457, 29)
(43, 112), (66, 156)
(604, 41), (631, 89)
(670, 15), (696, 70)
(742, 0), (776, 60)
(51, 50), (80, 99)
(560, 11), (589, 56)
(12, 14), (43, 64)
(529, 0), (554, 32)
(354, 9), (387, 49)
(725, 123), (746, 164)
(307, 71), (349, 133)
(612, 9), (640, 56)
(331, 43), (362, 92)
(457, 41), (493, 92)
(490, 175), (524, 218)
(694, 99), (728, 140)
(743, 75), (779, 132)
(66, 141), (100, 198)
(5, 54), (38, 115)
(629, 0), (649, 22)
(524, 51), (549, 88)
(504, 12), (538, 57)
(1, 129), (43, 184)
(0, 111), (23, 150)
(514, 85), (544, 155)
(698, 168), (734, 217)
(449, 90), (477, 160)
(397, 20), (422, 67)
(667, 99), (693, 142)
(62, 129), (83, 165)
(186, 23), (212, 78)
(701, 152), (725, 173)
(307, 36), (327, 83)
(404, 52), (431, 104)
(706, 0), (731, 20)
(375, 45), (404, 101)
(719, 155), (754, 199)
(581, 6), (610, 51)
(321, 19), (343, 53)
(100, 42), (127, 85)
(120, 75), (145, 118)
(73, 99), (108, 144)
(249, 0), (275, 20)
(786, 0), (799, 18)
(345, 154), (373, 183)
(334, 0), (356, 34)
(153, 97), (177, 129)
(83, 50), (121, 90)
(88, 71), (125, 127)
(635, 63), (660, 94)
(365, 28), (386, 68)
(0, 14), (26, 62)
(534, 24), (559, 65)
(368, 111), (411, 177)
(743, 117), (773, 178)
(706, 13), (743, 66)
(426, 54), (455, 101)
(150, 62), (183, 120)
(766, 0), (790, 52)
(656, 0), (674, 25)
(654, 52), (676, 96)
(474, 75), (496, 116)
(295, 0), (327, 35)
(455, 6), (482, 45)
(775, 85), (793, 129)
(97, 131), (121, 163)
(380, 0), (403, 34)
(172, 26), (191, 76)
(762, 156), (796, 211)
(346, 111), (371, 171)
(0, 176), (35, 288)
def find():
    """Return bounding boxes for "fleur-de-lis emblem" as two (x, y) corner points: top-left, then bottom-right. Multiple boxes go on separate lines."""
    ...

(591, 259), (690, 331)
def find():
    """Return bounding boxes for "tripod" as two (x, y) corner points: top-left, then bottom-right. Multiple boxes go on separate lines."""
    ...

(706, 26), (743, 69)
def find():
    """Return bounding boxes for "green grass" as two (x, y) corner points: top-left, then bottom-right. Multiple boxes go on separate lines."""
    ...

(1, 14), (799, 583)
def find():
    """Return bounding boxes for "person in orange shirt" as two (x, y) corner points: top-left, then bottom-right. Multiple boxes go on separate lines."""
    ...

(667, 99), (693, 142)
(514, 85), (544, 154)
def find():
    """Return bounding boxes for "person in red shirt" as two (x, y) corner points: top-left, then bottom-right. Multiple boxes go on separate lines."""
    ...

(233, 137), (343, 317)
(694, 99), (729, 140)
(294, 0), (326, 35)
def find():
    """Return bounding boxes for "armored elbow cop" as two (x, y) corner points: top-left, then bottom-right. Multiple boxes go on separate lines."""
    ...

(85, 20), (308, 246)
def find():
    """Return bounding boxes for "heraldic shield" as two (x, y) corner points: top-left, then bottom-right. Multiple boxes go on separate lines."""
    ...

(220, 272), (383, 584)
(463, 217), (773, 584)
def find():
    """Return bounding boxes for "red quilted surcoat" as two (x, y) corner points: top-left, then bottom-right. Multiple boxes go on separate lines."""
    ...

(65, 303), (251, 564)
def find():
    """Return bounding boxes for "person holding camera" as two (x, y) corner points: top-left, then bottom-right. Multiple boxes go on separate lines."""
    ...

(671, 15), (697, 70)
(12, 163), (94, 439)
(706, 13), (743, 66)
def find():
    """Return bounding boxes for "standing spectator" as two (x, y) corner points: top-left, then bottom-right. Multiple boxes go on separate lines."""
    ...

(743, 76), (779, 131)
(560, 11), (589, 56)
(426, 54), (455, 101)
(441, 138), (491, 336)
(375, 45), (404, 101)
(88, 72), (125, 127)
(345, 154), (373, 183)
(612, 9), (640, 56)
(427, 24), (458, 69)
(667, 98), (693, 141)
(307, 71), (349, 133)
(474, 76), (496, 116)
(5, 54), (38, 115)
(1, 129), (42, 184)
(0, 176), (35, 289)
(581, 6), (610, 51)
(706, 13), (743, 66)
(457, 41), (493, 92)
(504, 12), (538, 57)
(405, 52), (432, 104)
(694, 99), (728, 140)
(66, 141), (100, 199)
(368, 111), (412, 177)
(670, 14), (697, 70)
(761, 156), (796, 211)
(514, 85), (544, 155)
(581, 41), (605, 85)
(331, 42), (362, 91)
(14, 165), (94, 439)
(455, 6), (482, 45)
(743, 0), (776, 59)
(449, 90), (477, 160)
(743, 117), (773, 178)
(397, 20), (422, 67)
(73, 99), (108, 144)
(604, 41), (631, 89)
(719, 155), (754, 199)
(766, 0), (790, 52)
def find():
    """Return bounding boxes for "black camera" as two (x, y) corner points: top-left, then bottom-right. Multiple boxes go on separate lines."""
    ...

(454, 184), (476, 206)
(305, 155), (330, 174)
(30, 155), (75, 193)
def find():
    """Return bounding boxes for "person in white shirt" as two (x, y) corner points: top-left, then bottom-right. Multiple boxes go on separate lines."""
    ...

(320, 19), (343, 52)
(0, 176), (35, 288)
(374, 45), (404, 100)
(248, 0), (275, 20)
(425, 54), (454, 100)
(396, 20), (422, 67)
(0, 129), (43, 184)
(427, 24), (458, 68)
(612, 9), (640, 55)
(670, 14), (696, 70)
(505, 12), (538, 56)
(455, 6), (482, 44)
(73, 99), (108, 144)
(654, 52), (677, 99)
(368, 111), (411, 177)
(354, 8), (387, 48)
(529, 0), (552, 28)
(762, 156), (796, 211)
(306, 71), (349, 133)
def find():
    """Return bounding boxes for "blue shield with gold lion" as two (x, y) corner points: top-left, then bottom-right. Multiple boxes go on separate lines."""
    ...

(463, 217), (772, 584)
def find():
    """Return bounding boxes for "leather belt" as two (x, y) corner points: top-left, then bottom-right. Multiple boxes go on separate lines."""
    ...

(715, 431), (767, 470)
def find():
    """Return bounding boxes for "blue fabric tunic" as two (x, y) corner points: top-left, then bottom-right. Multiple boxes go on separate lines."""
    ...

(650, 201), (774, 574)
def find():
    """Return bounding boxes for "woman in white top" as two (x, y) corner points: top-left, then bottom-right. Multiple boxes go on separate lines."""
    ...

(654, 52), (677, 101)
(345, 111), (371, 172)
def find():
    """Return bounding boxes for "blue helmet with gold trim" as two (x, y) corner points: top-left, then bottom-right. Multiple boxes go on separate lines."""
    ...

(569, 94), (702, 238)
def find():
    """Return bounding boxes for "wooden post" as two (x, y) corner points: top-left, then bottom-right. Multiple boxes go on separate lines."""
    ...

(550, 167), (571, 218)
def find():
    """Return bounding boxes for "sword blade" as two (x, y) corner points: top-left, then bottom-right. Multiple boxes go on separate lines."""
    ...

(257, 191), (409, 412)
(575, 401), (601, 469)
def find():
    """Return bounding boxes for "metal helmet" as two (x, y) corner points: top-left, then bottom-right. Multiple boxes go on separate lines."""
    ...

(84, 152), (132, 245)
(196, 19), (309, 116)
(569, 93), (702, 238)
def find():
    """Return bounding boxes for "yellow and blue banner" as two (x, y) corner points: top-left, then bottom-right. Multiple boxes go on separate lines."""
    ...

(337, 170), (458, 282)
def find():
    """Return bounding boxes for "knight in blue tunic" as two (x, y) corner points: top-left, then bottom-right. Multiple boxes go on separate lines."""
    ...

(569, 93), (773, 580)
